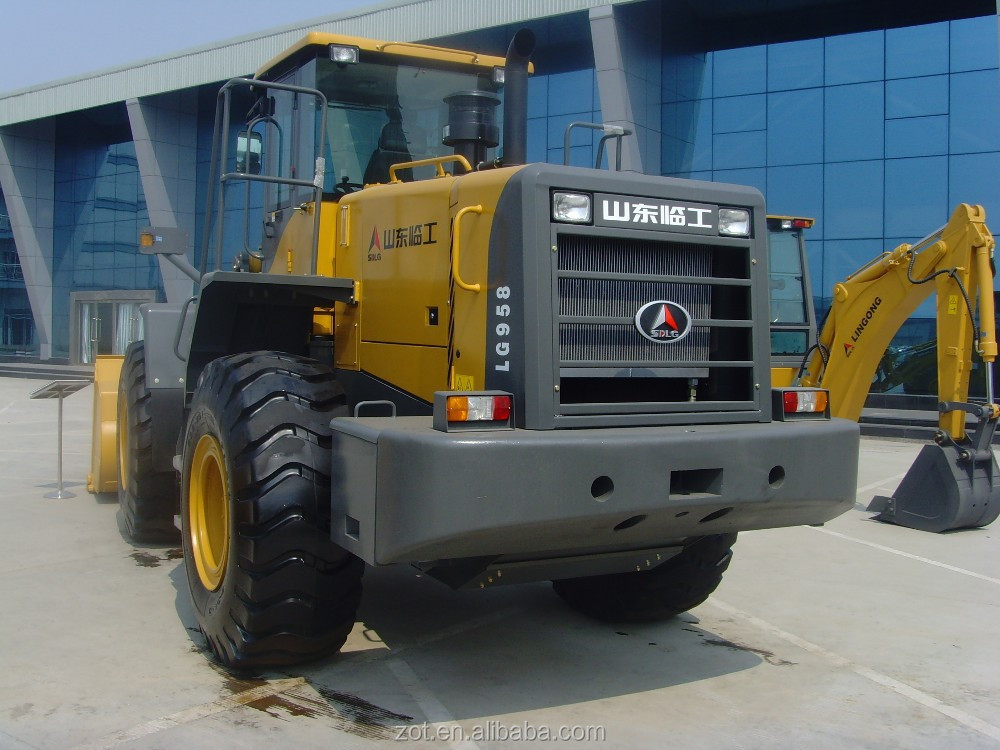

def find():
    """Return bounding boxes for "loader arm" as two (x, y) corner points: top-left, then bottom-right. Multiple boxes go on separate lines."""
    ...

(800, 203), (997, 440)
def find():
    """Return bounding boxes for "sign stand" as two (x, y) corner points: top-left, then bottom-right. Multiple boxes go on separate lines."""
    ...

(30, 380), (91, 499)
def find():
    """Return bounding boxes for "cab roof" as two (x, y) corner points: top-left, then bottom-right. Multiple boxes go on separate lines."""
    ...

(255, 32), (513, 78)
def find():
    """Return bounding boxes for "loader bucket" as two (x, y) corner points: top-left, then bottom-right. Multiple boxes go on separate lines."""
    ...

(86, 354), (124, 494)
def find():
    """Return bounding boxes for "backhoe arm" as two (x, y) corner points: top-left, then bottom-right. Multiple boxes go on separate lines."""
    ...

(801, 204), (997, 438)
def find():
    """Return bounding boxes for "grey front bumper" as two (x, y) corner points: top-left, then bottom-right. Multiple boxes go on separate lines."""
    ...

(329, 416), (859, 567)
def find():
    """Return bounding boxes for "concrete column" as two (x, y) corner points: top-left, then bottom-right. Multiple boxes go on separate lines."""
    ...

(0, 122), (55, 359)
(126, 92), (198, 303)
(589, 2), (663, 175)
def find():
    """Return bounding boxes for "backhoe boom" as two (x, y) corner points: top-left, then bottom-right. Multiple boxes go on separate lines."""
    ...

(801, 203), (997, 439)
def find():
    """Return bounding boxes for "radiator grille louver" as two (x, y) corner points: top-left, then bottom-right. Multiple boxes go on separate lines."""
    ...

(558, 235), (713, 277)
(558, 278), (711, 322)
(560, 323), (712, 363)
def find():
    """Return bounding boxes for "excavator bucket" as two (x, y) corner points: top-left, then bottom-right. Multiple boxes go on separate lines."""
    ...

(868, 403), (1000, 532)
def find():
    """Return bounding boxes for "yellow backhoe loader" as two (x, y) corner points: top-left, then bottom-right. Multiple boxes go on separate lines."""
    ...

(795, 204), (1000, 532)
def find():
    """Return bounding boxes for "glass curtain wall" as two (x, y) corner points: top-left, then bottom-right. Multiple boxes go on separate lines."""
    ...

(662, 11), (1000, 396)
(53, 105), (160, 358)
(0, 193), (34, 356)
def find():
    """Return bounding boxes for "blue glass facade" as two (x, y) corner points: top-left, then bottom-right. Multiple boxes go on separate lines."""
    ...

(194, 86), (272, 274)
(527, 68), (603, 168)
(2, 2), (997, 373)
(52, 106), (156, 356)
(659, 15), (1000, 345)
(0, 193), (32, 353)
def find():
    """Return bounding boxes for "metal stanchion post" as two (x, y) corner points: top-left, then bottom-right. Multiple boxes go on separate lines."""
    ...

(30, 380), (90, 500)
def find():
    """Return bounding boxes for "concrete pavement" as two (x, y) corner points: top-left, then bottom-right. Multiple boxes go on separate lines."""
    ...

(0, 377), (997, 749)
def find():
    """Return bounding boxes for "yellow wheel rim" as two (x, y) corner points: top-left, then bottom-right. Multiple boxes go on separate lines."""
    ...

(189, 434), (230, 591)
(117, 389), (129, 490)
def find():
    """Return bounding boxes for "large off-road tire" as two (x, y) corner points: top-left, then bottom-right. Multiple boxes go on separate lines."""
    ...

(181, 351), (364, 668)
(552, 533), (737, 622)
(117, 341), (180, 542)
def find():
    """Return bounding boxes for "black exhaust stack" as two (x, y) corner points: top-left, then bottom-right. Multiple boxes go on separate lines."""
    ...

(502, 29), (535, 167)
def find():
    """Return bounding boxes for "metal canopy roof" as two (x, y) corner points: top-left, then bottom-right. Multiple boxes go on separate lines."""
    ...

(0, 0), (636, 127)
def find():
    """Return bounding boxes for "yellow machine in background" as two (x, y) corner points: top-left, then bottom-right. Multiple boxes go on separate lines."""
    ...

(87, 355), (122, 494)
(797, 204), (1000, 532)
(766, 215), (817, 388)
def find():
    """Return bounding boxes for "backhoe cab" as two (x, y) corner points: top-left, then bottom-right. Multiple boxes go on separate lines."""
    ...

(766, 215), (818, 387)
(90, 30), (861, 668)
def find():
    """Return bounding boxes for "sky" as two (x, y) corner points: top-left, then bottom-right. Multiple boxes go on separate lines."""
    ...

(0, 0), (383, 94)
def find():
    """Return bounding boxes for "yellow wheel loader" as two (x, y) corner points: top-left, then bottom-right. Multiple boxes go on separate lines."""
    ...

(89, 30), (859, 667)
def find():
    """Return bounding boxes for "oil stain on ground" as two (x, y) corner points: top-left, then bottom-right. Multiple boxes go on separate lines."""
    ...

(702, 637), (796, 666)
(129, 551), (162, 568)
(681, 626), (796, 666)
(220, 670), (413, 740)
(129, 548), (184, 567)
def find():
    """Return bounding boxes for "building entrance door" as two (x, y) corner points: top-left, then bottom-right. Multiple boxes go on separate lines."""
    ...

(70, 291), (156, 364)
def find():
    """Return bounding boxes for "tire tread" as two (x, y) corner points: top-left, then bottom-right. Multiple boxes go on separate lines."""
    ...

(552, 533), (737, 622)
(119, 341), (180, 543)
(182, 351), (363, 668)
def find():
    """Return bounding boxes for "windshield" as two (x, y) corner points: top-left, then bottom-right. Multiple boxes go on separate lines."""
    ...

(316, 56), (502, 191)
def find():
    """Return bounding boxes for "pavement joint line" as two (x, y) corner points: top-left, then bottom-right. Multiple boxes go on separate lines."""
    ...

(0, 725), (43, 750)
(388, 659), (482, 750)
(855, 472), (908, 497)
(807, 527), (1000, 586)
(67, 676), (307, 750)
(709, 598), (1000, 743)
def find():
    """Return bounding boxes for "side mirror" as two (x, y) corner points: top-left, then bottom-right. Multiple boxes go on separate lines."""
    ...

(235, 131), (262, 174)
(138, 226), (189, 256)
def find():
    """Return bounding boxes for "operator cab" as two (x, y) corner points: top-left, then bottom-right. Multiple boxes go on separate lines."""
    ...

(767, 215), (817, 385)
(253, 34), (506, 194)
(218, 34), (509, 273)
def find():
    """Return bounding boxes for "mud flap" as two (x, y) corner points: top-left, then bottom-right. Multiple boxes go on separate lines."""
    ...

(868, 403), (1000, 532)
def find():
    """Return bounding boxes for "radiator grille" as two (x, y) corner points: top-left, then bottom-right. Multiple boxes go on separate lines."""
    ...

(554, 232), (756, 419)
(557, 235), (716, 365)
